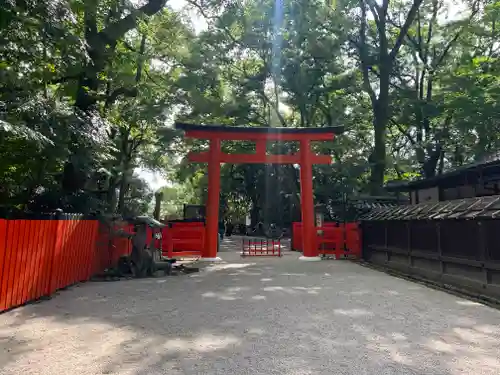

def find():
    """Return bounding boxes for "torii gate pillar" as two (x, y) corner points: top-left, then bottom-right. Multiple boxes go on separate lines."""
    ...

(205, 138), (222, 260)
(175, 123), (344, 261)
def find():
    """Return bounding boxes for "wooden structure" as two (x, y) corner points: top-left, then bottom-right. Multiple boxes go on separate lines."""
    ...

(361, 195), (500, 300)
(386, 158), (500, 204)
(183, 204), (205, 220)
(175, 123), (344, 261)
(241, 238), (283, 257)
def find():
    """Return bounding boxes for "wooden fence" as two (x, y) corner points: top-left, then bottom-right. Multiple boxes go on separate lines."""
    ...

(0, 215), (103, 312)
(0, 215), (207, 313)
(0, 214), (139, 312)
(362, 202), (500, 300)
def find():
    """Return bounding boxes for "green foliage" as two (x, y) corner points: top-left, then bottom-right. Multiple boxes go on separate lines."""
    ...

(3, 0), (500, 221)
(0, 0), (187, 214)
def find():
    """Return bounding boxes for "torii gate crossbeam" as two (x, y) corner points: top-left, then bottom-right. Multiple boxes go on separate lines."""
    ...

(175, 123), (344, 261)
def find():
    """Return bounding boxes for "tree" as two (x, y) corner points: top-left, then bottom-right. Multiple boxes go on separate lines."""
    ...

(351, 0), (425, 192)
(0, 0), (190, 214)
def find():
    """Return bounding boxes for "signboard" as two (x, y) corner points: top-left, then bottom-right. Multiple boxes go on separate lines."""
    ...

(316, 212), (324, 236)
(316, 212), (323, 228)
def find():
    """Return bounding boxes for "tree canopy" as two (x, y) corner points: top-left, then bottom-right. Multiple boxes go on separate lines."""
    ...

(2, 0), (500, 222)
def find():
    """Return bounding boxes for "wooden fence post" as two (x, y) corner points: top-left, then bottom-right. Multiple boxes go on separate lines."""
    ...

(407, 221), (412, 268)
(477, 220), (489, 286)
(437, 221), (443, 274)
(384, 221), (389, 263)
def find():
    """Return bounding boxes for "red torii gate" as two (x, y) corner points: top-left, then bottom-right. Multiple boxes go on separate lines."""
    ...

(175, 123), (344, 261)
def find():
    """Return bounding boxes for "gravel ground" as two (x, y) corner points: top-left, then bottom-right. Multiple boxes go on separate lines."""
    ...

(1, 236), (500, 375)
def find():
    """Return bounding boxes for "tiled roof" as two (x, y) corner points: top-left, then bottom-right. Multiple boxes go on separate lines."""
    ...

(360, 195), (500, 220)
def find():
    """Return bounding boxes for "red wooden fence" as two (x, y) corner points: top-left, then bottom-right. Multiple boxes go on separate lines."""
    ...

(162, 222), (205, 258)
(0, 217), (208, 312)
(292, 222), (362, 258)
(0, 217), (100, 312)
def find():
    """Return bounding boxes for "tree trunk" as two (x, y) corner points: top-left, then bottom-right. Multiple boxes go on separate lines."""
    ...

(370, 115), (387, 195)
(117, 160), (131, 214)
(250, 200), (260, 228)
(422, 146), (441, 178)
(154, 191), (163, 220)
(106, 176), (118, 212)
(360, 0), (424, 194)
(370, 67), (389, 195)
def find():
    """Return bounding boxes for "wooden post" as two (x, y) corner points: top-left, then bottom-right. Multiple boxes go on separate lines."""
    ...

(478, 220), (489, 286)
(204, 138), (221, 260)
(299, 139), (319, 260)
(407, 221), (412, 268)
(437, 221), (444, 274)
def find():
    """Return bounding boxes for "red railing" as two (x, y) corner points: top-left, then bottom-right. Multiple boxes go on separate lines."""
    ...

(241, 238), (283, 257)
(292, 222), (362, 258)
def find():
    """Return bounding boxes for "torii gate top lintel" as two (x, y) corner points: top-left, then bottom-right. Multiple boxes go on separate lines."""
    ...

(174, 122), (344, 261)
(175, 122), (344, 165)
(175, 122), (345, 141)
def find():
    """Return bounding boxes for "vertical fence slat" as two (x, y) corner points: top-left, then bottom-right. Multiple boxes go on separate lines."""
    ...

(28, 220), (40, 303)
(85, 221), (98, 280)
(23, 220), (36, 304)
(1, 221), (14, 310)
(77, 221), (87, 282)
(62, 219), (74, 288)
(38, 221), (49, 298)
(30, 221), (44, 301)
(43, 220), (57, 296)
(60, 218), (70, 289)
(0, 220), (9, 310)
(20, 219), (32, 305)
(12, 220), (27, 308)
(74, 219), (86, 282)
(19, 220), (30, 305)
(52, 220), (63, 292)
(68, 219), (78, 285)
(75, 219), (85, 282)
(65, 219), (74, 286)
(6, 220), (19, 309)
(30, 221), (41, 300)
(21, 220), (36, 305)
(64, 219), (75, 288)
(50, 218), (64, 294)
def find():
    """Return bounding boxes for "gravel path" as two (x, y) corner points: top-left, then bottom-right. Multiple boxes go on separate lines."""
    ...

(2, 236), (500, 375)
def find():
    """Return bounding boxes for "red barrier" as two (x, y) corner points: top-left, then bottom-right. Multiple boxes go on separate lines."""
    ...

(49, 219), (99, 294)
(292, 222), (362, 259)
(0, 218), (99, 312)
(241, 238), (282, 257)
(292, 222), (336, 251)
(162, 223), (205, 258)
(0, 217), (208, 313)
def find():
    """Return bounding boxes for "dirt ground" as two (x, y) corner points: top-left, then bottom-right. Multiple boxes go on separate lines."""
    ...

(1, 236), (500, 375)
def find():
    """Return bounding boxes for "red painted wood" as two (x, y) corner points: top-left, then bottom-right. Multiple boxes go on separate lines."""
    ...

(299, 139), (317, 258)
(0, 220), (8, 310)
(184, 130), (335, 141)
(205, 138), (221, 259)
(0, 219), (103, 312)
(292, 221), (362, 259)
(162, 225), (204, 258)
(187, 151), (332, 165)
